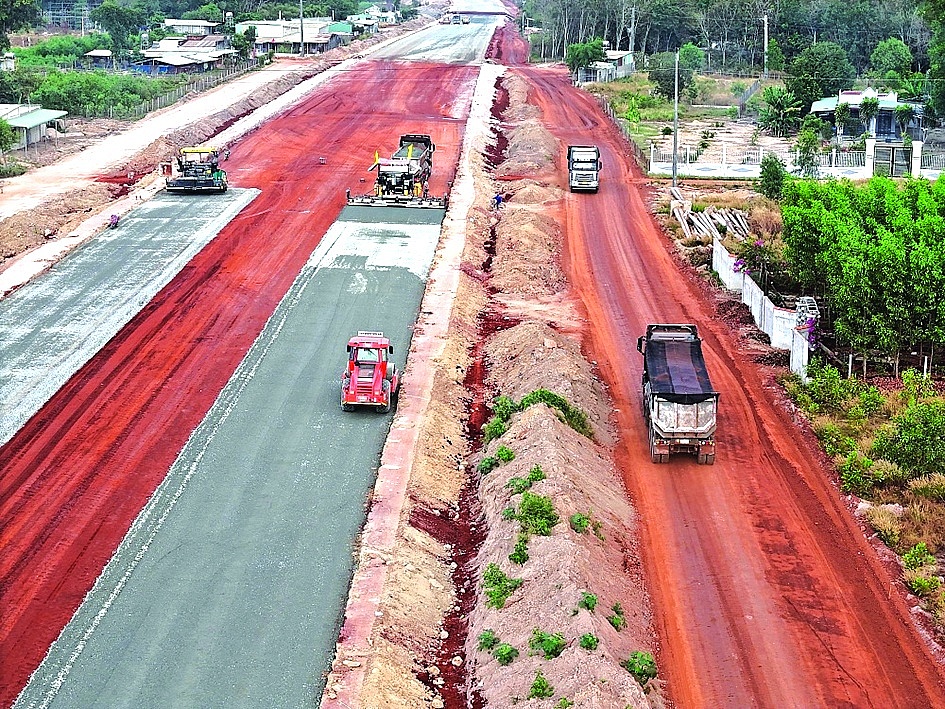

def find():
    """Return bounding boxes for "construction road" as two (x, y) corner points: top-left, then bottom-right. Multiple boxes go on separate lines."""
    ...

(0, 15), (498, 706)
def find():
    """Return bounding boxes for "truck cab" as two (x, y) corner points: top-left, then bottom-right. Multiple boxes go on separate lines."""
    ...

(638, 324), (718, 464)
(567, 145), (601, 193)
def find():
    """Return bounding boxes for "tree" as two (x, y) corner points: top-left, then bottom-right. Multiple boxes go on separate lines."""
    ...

(678, 42), (704, 72)
(870, 37), (913, 78)
(766, 37), (785, 72)
(785, 42), (856, 112)
(794, 128), (821, 178)
(859, 96), (879, 136)
(231, 25), (257, 59)
(90, 0), (146, 57)
(564, 38), (605, 72)
(758, 152), (787, 201)
(895, 103), (916, 135)
(182, 3), (223, 22)
(0, 118), (16, 164)
(758, 85), (801, 137)
(0, 0), (40, 51)
(834, 102), (851, 141)
(648, 52), (693, 100)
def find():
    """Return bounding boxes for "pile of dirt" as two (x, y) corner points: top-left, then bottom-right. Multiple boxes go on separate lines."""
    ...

(495, 75), (558, 180)
(491, 209), (567, 297)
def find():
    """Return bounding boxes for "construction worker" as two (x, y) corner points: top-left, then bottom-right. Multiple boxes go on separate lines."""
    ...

(492, 193), (503, 210)
(224, 147), (231, 161)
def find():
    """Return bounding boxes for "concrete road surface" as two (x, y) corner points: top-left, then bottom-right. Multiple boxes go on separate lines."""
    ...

(15, 207), (444, 708)
(372, 14), (502, 63)
(0, 190), (258, 447)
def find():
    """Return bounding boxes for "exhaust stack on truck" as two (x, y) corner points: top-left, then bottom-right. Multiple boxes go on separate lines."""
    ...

(637, 324), (719, 464)
(567, 145), (601, 192)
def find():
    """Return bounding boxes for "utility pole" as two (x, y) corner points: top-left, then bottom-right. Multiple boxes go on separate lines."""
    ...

(299, 0), (304, 56)
(672, 49), (679, 188)
(628, 6), (636, 71)
(763, 14), (769, 78)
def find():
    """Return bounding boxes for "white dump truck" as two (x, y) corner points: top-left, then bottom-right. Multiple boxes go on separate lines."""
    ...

(637, 324), (719, 464)
(567, 145), (601, 192)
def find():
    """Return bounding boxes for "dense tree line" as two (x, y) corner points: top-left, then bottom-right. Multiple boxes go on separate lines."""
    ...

(526, 0), (930, 74)
(781, 177), (945, 360)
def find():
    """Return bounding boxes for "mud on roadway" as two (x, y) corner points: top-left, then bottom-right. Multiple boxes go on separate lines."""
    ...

(3, 14), (945, 709)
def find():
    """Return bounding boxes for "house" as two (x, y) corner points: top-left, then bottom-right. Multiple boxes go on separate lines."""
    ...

(576, 61), (617, 84)
(83, 48), (112, 69)
(136, 35), (236, 74)
(605, 50), (634, 78)
(235, 19), (349, 55)
(810, 88), (924, 143)
(346, 14), (379, 34)
(163, 19), (220, 36)
(0, 104), (68, 150)
(1, 53), (15, 72)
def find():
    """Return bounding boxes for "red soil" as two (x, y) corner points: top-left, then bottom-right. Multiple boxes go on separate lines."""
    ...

(520, 63), (945, 708)
(0, 61), (477, 706)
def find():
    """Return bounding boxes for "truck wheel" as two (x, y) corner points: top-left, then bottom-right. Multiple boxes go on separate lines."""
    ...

(699, 453), (716, 465)
(379, 380), (391, 414)
(341, 402), (354, 412)
(649, 436), (667, 464)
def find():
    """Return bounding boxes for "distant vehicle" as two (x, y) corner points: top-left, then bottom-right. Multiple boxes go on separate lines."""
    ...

(439, 13), (451, 23)
(341, 332), (399, 413)
(451, 13), (462, 23)
(461, 14), (470, 23)
(637, 324), (719, 464)
(567, 145), (601, 193)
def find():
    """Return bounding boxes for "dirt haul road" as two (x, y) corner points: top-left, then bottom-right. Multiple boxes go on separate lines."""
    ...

(0, 61), (476, 707)
(517, 65), (945, 708)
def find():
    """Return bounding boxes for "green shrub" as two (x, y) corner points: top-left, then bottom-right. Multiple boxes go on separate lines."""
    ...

(483, 416), (507, 443)
(855, 386), (884, 418)
(555, 699), (575, 709)
(509, 534), (530, 565)
(528, 669), (555, 699)
(579, 633), (599, 650)
(803, 361), (860, 413)
(622, 651), (658, 686)
(519, 389), (593, 438)
(838, 451), (874, 495)
(492, 395), (520, 421)
(900, 368), (935, 405)
(493, 642), (519, 665)
(814, 421), (856, 457)
(903, 543), (936, 570)
(905, 569), (941, 597)
(570, 512), (590, 534)
(529, 628), (567, 659)
(483, 563), (523, 608)
(608, 602), (627, 630)
(501, 506), (517, 520)
(578, 591), (597, 612)
(478, 629), (500, 651)
(527, 465), (546, 482)
(517, 492), (560, 536)
(478, 456), (499, 474)
(506, 476), (530, 494)
(661, 125), (673, 135)
(496, 445), (515, 462)
(872, 459), (909, 486)
(0, 162), (27, 178)
(873, 400), (945, 478)
(909, 473), (945, 501)
(864, 505), (902, 547)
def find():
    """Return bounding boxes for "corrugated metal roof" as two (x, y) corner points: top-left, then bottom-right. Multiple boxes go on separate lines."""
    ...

(6, 108), (67, 129)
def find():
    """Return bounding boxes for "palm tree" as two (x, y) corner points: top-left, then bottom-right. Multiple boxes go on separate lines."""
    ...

(758, 86), (801, 138)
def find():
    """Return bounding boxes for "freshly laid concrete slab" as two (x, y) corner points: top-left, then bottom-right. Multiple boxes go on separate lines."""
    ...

(0, 189), (258, 447)
(16, 211), (443, 709)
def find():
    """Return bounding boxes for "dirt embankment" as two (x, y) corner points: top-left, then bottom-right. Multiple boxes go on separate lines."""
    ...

(323, 72), (660, 708)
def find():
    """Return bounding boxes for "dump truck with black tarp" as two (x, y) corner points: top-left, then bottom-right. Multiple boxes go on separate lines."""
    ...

(637, 324), (719, 464)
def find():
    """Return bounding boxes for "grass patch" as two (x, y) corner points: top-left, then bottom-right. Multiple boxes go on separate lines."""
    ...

(496, 445), (515, 462)
(569, 512), (590, 533)
(529, 628), (567, 659)
(607, 602), (627, 631)
(509, 534), (529, 565)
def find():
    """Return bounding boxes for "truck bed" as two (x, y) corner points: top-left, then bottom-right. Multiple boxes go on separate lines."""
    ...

(644, 340), (717, 403)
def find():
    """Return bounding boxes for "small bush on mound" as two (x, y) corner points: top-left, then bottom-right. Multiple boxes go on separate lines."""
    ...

(622, 651), (658, 687)
(509, 534), (529, 565)
(506, 476), (531, 494)
(0, 162), (27, 178)
(903, 542), (936, 570)
(527, 464), (546, 482)
(579, 633), (599, 650)
(496, 445), (515, 462)
(493, 642), (519, 665)
(555, 699), (575, 709)
(483, 563), (523, 609)
(528, 669), (555, 699)
(519, 388), (594, 438)
(570, 512), (590, 533)
(478, 456), (499, 474)
(501, 506), (516, 520)
(909, 473), (945, 501)
(492, 395), (520, 421)
(838, 451), (874, 495)
(529, 628), (567, 659)
(578, 591), (597, 612)
(872, 400), (945, 479)
(478, 629), (500, 651)
(608, 602), (627, 631)
(517, 491), (560, 536)
(483, 417), (507, 443)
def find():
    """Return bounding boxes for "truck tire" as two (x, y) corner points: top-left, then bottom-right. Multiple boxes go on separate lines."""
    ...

(649, 433), (668, 464)
(341, 378), (354, 411)
(379, 380), (391, 414)
(697, 452), (716, 465)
